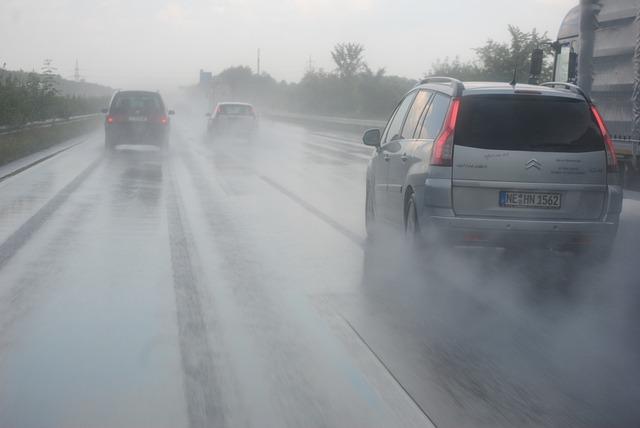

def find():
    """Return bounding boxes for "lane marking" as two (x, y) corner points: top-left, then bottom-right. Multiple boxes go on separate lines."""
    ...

(311, 132), (365, 147)
(0, 135), (94, 184)
(303, 141), (371, 162)
(166, 162), (227, 428)
(259, 175), (366, 249)
(187, 134), (439, 426)
(192, 137), (367, 249)
(0, 156), (102, 270)
(342, 315), (439, 428)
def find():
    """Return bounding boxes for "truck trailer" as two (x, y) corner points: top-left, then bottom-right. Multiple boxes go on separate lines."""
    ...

(552, 0), (640, 180)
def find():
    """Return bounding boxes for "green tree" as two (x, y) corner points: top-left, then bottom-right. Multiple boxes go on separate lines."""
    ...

(331, 43), (366, 79)
(429, 57), (486, 81)
(475, 26), (553, 83)
(429, 26), (554, 83)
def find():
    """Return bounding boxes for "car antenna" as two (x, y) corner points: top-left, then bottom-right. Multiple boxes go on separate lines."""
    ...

(509, 63), (518, 87)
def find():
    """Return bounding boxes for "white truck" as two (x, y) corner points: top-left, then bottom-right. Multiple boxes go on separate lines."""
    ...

(551, 0), (640, 181)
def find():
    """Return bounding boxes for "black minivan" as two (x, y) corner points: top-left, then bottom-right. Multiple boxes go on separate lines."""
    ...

(103, 91), (174, 150)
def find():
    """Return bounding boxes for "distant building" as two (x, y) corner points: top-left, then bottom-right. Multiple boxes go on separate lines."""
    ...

(199, 69), (213, 86)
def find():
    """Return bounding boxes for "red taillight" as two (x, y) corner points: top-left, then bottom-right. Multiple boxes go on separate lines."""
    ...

(106, 115), (114, 124)
(160, 115), (168, 124)
(216, 106), (222, 114)
(430, 97), (461, 166)
(590, 105), (618, 172)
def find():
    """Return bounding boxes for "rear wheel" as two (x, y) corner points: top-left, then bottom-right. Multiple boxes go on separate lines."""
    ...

(105, 137), (115, 151)
(405, 193), (420, 246)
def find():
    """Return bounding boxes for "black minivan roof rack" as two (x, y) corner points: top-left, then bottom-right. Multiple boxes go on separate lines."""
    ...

(540, 82), (591, 103)
(419, 77), (465, 97)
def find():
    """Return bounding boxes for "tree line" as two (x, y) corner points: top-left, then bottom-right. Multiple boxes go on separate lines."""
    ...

(204, 26), (553, 120)
(0, 67), (109, 128)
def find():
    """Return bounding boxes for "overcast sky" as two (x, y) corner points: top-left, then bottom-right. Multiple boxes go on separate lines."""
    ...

(0, 0), (577, 89)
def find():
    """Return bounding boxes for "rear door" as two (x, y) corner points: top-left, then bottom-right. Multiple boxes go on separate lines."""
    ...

(376, 91), (417, 221)
(387, 89), (432, 224)
(451, 94), (607, 220)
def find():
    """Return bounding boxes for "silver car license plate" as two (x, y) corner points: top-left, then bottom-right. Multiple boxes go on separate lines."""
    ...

(499, 191), (561, 209)
(128, 116), (147, 122)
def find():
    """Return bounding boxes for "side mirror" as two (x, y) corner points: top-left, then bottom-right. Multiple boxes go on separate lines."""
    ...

(101, 108), (108, 114)
(363, 128), (381, 147)
(568, 51), (578, 83)
(168, 110), (175, 115)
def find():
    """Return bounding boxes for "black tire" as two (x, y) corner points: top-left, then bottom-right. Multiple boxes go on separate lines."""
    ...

(405, 193), (421, 247)
(105, 137), (115, 151)
(365, 180), (377, 240)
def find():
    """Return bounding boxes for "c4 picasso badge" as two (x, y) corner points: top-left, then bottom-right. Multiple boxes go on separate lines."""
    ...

(525, 159), (542, 170)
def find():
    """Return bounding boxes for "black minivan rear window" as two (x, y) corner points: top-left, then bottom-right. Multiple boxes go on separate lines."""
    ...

(454, 95), (604, 152)
(112, 92), (164, 115)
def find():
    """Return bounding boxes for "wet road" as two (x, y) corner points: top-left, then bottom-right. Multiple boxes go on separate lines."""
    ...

(0, 111), (638, 427)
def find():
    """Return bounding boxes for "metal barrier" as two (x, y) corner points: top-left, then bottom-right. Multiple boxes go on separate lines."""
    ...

(0, 114), (102, 136)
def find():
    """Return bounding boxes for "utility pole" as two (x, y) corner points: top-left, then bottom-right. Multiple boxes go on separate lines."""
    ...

(257, 48), (261, 75)
(74, 59), (80, 82)
(633, 5), (640, 150)
(578, 0), (599, 96)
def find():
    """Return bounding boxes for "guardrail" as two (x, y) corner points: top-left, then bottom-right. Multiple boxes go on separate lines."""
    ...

(0, 114), (102, 167)
(0, 113), (102, 136)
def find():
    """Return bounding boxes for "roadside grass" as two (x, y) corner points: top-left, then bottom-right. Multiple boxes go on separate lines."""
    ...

(0, 117), (101, 167)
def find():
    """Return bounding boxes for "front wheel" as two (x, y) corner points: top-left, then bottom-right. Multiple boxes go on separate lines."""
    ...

(365, 180), (376, 239)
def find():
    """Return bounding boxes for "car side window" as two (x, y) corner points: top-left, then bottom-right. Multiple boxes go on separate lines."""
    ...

(418, 93), (451, 139)
(382, 91), (417, 144)
(401, 90), (432, 140)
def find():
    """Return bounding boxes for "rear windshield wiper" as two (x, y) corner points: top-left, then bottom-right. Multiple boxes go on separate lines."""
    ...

(523, 143), (585, 151)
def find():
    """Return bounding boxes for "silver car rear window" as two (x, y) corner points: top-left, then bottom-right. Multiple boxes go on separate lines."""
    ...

(454, 95), (604, 152)
(219, 105), (254, 115)
(111, 93), (164, 115)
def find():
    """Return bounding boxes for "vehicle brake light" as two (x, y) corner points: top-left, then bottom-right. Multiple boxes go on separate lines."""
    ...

(160, 115), (168, 124)
(430, 97), (461, 166)
(590, 105), (618, 172)
(107, 115), (114, 124)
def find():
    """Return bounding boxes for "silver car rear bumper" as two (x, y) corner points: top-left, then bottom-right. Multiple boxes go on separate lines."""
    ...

(422, 215), (618, 248)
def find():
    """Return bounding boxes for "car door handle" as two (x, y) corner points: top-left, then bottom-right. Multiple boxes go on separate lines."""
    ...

(401, 153), (408, 162)
(384, 154), (391, 161)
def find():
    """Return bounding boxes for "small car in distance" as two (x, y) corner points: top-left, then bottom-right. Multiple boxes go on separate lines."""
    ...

(103, 90), (174, 150)
(207, 102), (257, 139)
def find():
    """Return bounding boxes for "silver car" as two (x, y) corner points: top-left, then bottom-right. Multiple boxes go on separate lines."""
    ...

(363, 78), (622, 255)
(207, 102), (258, 139)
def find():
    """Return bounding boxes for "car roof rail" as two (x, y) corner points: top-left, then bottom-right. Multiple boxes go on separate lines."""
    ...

(419, 77), (465, 97)
(540, 82), (591, 103)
